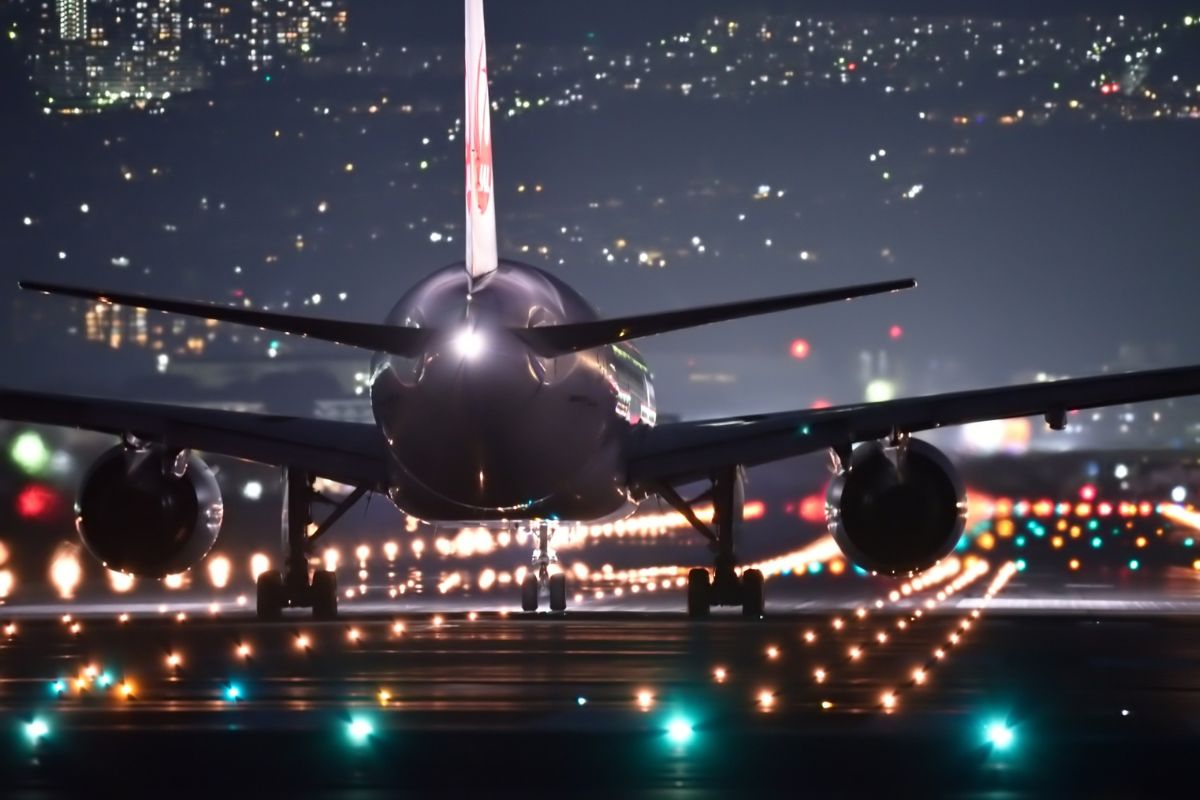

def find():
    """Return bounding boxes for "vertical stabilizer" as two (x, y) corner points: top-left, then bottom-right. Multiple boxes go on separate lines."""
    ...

(465, 0), (498, 284)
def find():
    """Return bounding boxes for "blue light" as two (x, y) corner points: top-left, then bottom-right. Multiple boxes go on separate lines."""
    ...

(97, 672), (113, 688)
(985, 721), (1014, 749)
(1087, 519), (1099, 531)
(666, 718), (694, 744)
(1185, 538), (1195, 548)
(225, 683), (242, 701)
(1091, 536), (1103, 549)
(50, 680), (66, 696)
(1015, 559), (1027, 572)
(1015, 536), (1026, 548)
(807, 561), (823, 574)
(1128, 559), (1140, 570)
(853, 565), (869, 576)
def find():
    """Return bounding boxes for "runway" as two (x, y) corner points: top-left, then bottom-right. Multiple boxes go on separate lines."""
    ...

(3, 561), (1200, 796)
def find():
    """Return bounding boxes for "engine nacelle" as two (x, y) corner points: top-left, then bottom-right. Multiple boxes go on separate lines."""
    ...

(77, 445), (224, 577)
(825, 438), (966, 576)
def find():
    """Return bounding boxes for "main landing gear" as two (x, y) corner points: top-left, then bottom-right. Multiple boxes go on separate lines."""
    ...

(520, 522), (567, 613)
(256, 468), (367, 621)
(660, 465), (765, 618)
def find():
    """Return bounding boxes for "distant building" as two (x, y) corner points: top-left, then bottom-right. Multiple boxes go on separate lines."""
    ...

(56, 0), (86, 41)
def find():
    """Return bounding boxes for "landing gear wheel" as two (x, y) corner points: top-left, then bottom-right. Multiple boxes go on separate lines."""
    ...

(548, 573), (567, 612)
(311, 569), (338, 620)
(521, 575), (539, 612)
(687, 568), (711, 618)
(741, 568), (765, 617)
(256, 570), (285, 621)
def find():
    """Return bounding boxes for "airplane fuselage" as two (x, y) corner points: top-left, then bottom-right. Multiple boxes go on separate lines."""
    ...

(370, 260), (656, 522)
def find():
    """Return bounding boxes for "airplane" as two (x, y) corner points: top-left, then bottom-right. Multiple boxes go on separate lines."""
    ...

(8, 0), (1200, 620)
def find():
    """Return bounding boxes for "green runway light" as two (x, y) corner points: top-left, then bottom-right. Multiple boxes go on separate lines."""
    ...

(1091, 536), (1103, 549)
(576, 696), (587, 706)
(347, 717), (373, 743)
(666, 718), (694, 744)
(985, 721), (1014, 749)
(1015, 559), (1027, 572)
(225, 683), (242, 701)
(10, 431), (50, 475)
(50, 679), (66, 696)
(25, 718), (49, 743)
(1128, 559), (1140, 570)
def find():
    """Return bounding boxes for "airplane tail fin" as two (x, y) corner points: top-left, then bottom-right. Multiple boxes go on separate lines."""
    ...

(464, 0), (498, 286)
(513, 279), (917, 357)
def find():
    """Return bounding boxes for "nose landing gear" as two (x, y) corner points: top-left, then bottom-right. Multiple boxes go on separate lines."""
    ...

(520, 522), (567, 613)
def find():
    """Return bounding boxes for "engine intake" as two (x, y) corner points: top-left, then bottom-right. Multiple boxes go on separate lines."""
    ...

(825, 438), (966, 575)
(77, 445), (224, 577)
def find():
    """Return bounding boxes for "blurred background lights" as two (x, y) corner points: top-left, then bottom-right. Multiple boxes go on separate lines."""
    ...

(865, 378), (896, 403)
(249, 553), (270, 581)
(10, 431), (50, 474)
(108, 569), (135, 593)
(49, 543), (83, 598)
(207, 555), (231, 589)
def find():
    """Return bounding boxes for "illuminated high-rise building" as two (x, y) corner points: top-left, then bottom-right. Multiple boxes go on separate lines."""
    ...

(57, 0), (87, 41)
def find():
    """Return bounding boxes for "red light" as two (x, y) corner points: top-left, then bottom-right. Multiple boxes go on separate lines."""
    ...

(790, 339), (811, 360)
(811, 398), (832, 410)
(798, 494), (826, 524)
(16, 485), (57, 520)
(744, 500), (766, 521)
(888, 325), (903, 340)
(847, 62), (857, 71)
(1079, 484), (1096, 501)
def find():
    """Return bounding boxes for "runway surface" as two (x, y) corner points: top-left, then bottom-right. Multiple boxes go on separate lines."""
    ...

(2, 562), (1200, 797)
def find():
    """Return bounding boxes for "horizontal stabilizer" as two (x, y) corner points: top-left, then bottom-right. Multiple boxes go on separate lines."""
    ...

(514, 278), (916, 357)
(19, 281), (433, 358)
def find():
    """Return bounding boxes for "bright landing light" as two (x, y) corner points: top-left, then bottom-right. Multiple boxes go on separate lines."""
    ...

(454, 328), (485, 359)
(986, 721), (1015, 749)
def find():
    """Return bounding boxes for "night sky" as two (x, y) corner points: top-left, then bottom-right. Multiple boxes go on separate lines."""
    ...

(1, 0), (1198, 432)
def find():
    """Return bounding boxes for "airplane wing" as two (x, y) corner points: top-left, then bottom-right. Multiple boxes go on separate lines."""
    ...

(21, 278), (914, 360)
(515, 279), (916, 357)
(625, 364), (1200, 487)
(19, 281), (433, 358)
(0, 388), (391, 488)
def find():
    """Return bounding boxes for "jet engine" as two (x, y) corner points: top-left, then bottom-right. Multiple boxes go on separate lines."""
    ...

(825, 438), (966, 575)
(77, 445), (224, 577)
